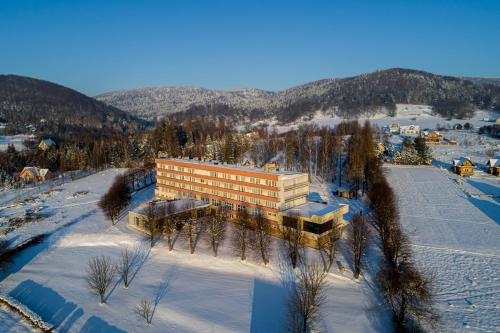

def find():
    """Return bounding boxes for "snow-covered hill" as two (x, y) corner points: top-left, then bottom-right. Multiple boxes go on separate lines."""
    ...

(95, 69), (500, 123)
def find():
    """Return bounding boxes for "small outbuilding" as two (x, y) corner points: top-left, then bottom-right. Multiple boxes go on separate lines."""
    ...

(19, 167), (52, 183)
(452, 158), (474, 177)
(486, 159), (500, 176)
(334, 186), (356, 199)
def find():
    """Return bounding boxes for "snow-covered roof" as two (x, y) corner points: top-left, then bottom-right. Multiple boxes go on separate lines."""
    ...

(158, 158), (304, 176)
(283, 202), (346, 219)
(453, 157), (474, 167)
(487, 159), (499, 167)
(39, 138), (56, 146)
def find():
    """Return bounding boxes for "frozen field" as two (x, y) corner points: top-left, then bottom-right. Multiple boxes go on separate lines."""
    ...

(386, 166), (500, 332)
(0, 170), (390, 333)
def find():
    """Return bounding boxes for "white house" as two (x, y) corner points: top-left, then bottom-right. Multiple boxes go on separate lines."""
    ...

(400, 125), (420, 137)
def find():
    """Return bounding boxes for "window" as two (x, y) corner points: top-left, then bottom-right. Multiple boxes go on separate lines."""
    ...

(282, 216), (298, 229)
(303, 221), (333, 234)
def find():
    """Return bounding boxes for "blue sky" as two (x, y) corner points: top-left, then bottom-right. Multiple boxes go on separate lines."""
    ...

(1, 0), (499, 96)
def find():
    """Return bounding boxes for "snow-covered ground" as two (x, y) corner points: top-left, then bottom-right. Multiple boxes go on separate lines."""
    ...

(386, 166), (500, 332)
(0, 303), (39, 332)
(0, 135), (29, 152)
(265, 104), (499, 133)
(0, 170), (391, 332)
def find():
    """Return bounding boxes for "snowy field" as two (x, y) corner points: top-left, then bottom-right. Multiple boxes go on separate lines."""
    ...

(263, 104), (499, 133)
(0, 170), (391, 332)
(0, 135), (29, 152)
(386, 166), (500, 332)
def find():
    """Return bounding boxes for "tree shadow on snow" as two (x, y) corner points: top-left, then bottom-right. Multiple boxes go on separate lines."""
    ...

(250, 278), (288, 333)
(79, 315), (126, 333)
(8, 279), (84, 330)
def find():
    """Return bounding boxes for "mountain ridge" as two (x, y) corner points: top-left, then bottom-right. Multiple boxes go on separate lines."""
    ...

(0, 74), (147, 136)
(96, 68), (500, 123)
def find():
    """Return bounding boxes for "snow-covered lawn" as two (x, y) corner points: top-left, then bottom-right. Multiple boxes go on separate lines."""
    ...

(0, 170), (391, 332)
(386, 166), (500, 332)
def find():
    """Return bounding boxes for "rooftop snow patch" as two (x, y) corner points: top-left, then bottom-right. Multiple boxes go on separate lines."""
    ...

(283, 201), (347, 219)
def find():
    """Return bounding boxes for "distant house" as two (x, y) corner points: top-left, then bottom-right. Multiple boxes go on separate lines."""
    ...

(389, 123), (400, 134)
(424, 131), (443, 144)
(486, 159), (500, 176)
(400, 125), (420, 137)
(38, 138), (56, 151)
(452, 158), (474, 177)
(19, 167), (53, 183)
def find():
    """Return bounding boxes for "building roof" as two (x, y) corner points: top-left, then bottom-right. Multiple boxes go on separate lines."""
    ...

(157, 157), (304, 177)
(453, 157), (474, 167)
(282, 202), (347, 219)
(20, 167), (50, 178)
(487, 159), (499, 167)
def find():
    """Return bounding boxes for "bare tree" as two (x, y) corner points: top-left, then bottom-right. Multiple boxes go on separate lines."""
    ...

(280, 223), (304, 269)
(233, 209), (251, 261)
(349, 213), (369, 279)
(99, 174), (131, 225)
(135, 298), (154, 325)
(145, 201), (160, 248)
(378, 262), (438, 332)
(318, 221), (341, 272)
(253, 211), (272, 265)
(287, 263), (328, 333)
(207, 207), (227, 257)
(181, 203), (199, 254)
(163, 201), (177, 251)
(116, 247), (138, 288)
(86, 256), (116, 303)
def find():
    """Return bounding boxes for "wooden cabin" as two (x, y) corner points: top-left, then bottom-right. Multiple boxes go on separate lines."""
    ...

(487, 159), (500, 176)
(424, 131), (443, 144)
(452, 158), (474, 177)
(19, 167), (52, 183)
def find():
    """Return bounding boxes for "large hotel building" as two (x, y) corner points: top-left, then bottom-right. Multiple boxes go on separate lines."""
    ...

(154, 158), (349, 245)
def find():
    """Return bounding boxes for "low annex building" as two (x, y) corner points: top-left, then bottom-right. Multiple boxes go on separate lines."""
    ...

(152, 158), (349, 246)
(452, 158), (474, 177)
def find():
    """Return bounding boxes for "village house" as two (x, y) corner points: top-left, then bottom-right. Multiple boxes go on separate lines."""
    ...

(389, 123), (400, 134)
(400, 125), (421, 137)
(452, 158), (474, 177)
(19, 167), (52, 183)
(424, 131), (443, 144)
(486, 159), (500, 176)
(38, 138), (56, 151)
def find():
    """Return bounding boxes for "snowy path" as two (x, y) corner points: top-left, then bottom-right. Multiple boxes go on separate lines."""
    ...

(386, 166), (500, 332)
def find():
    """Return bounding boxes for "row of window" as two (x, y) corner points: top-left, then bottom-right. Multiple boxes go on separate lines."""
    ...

(157, 171), (279, 198)
(158, 188), (277, 217)
(158, 163), (277, 187)
(157, 179), (278, 208)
